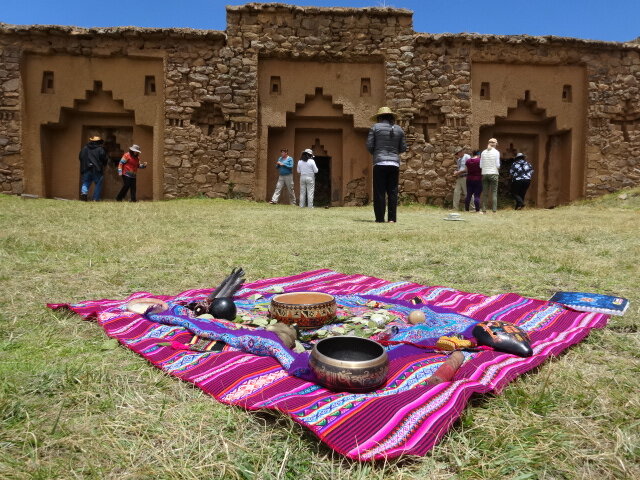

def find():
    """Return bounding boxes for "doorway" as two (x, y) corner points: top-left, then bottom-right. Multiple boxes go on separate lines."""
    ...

(480, 98), (573, 208)
(82, 126), (133, 200)
(313, 155), (331, 207)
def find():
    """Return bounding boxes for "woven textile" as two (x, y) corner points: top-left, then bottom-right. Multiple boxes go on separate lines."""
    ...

(48, 269), (608, 460)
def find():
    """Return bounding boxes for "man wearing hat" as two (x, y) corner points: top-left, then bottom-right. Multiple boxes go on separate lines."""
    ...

(116, 144), (147, 202)
(509, 152), (534, 210)
(297, 148), (319, 208)
(78, 135), (109, 201)
(366, 106), (407, 223)
(452, 146), (470, 211)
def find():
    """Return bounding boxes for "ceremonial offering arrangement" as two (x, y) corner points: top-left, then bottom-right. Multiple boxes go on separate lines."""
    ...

(49, 269), (610, 460)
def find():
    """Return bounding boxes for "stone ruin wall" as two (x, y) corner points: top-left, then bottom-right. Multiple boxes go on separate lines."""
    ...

(0, 43), (21, 195)
(583, 47), (640, 195)
(224, 4), (415, 204)
(1, 3), (639, 202)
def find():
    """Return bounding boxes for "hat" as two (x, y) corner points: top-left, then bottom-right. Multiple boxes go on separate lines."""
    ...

(443, 212), (464, 221)
(515, 152), (526, 159)
(370, 106), (398, 122)
(89, 135), (102, 142)
(129, 144), (141, 153)
(303, 148), (314, 157)
(454, 146), (465, 154)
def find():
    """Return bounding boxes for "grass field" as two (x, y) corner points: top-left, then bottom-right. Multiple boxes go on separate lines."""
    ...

(1, 190), (638, 479)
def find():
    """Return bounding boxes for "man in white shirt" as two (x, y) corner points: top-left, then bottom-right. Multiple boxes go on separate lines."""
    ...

(479, 138), (500, 213)
(452, 146), (470, 211)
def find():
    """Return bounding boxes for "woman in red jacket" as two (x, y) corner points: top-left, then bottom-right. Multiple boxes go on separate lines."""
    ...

(116, 144), (147, 202)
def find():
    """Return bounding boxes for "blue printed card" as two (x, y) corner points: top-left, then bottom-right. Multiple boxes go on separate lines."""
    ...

(549, 291), (629, 316)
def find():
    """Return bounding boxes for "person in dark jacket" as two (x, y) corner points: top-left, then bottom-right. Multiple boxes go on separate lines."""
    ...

(509, 152), (534, 210)
(78, 135), (108, 201)
(366, 106), (407, 223)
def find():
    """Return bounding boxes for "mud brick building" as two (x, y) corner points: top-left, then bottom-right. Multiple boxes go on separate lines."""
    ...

(1, 3), (639, 206)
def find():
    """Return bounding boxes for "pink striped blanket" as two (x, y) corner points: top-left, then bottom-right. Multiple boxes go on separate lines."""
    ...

(48, 269), (608, 460)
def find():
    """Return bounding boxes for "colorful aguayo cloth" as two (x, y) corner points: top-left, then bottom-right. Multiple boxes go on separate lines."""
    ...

(48, 270), (609, 460)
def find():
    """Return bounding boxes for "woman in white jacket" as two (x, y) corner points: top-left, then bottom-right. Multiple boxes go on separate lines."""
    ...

(297, 148), (319, 208)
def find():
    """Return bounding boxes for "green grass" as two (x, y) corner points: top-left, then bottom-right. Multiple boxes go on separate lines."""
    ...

(1, 190), (639, 479)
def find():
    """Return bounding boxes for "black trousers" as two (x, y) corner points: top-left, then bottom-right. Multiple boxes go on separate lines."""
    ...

(511, 179), (530, 209)
(373, 165), (399, 222)
(117, 175), (137, 202)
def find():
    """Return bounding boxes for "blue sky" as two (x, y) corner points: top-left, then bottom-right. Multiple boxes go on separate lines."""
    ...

(2, 1), (638, 43)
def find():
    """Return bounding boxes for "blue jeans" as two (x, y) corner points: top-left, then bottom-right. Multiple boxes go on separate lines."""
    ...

(81, 169), (104, 201)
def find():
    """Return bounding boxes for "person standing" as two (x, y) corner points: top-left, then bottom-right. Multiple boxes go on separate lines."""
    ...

(366, 106), (407, 223)
(78, 135), (108, 201)
(297, 148), (319, 208)
(464, 150), (483, 212)
(269, 148), (296, 205)
(479, 138), (500, 213)
(509, 152), (534, 210)
(116, 144), (147, 202)
(452, 146), (470, 211)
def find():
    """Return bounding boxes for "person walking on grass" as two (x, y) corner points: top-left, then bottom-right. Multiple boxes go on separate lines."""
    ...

(297, 148), (318, 208)
(116, 144), (147, 202)
(480, 138), (500, 214)
(78, 135), (108, 201)
(509, 152), (534, 210)
(367, 106), (407, 223)
(269, 148), (296, 205)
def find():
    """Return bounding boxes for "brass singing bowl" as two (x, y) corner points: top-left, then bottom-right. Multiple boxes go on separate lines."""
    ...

(309, 336), (389, 393)
(269, 292), (336, 329)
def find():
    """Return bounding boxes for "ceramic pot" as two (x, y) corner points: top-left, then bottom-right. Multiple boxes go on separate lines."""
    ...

(269, 292), (336, 329)
(309, 336), (388, 393)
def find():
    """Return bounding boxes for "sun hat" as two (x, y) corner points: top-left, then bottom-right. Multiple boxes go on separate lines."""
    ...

(443, 212), (464, 221)
(129, 144), (141, 153)
(370, 106), (398, 122)
(454, 146), (465, 154)
(89, 135), (102, 142)
(303, 148), (314, 157)
(515, 152), (526, 159)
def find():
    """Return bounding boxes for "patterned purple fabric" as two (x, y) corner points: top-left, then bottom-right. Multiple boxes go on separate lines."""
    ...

(47, 269), (608, 460)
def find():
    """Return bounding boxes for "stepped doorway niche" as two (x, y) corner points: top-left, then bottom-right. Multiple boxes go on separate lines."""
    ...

(22, 54), (163, 200)
(265, 89), (369, 206)
(480, 97), (575, 208)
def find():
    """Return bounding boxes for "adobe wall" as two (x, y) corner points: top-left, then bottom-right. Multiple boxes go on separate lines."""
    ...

(1, 2), (639, 204)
